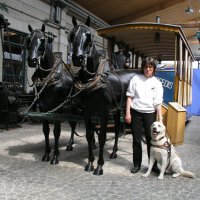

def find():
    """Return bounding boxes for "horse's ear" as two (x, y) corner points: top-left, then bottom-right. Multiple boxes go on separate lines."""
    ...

(41, 24), (45, 32)
(72, 16), (77, 26)
(85, 16), (90, 27)
(28, 25), (33, 32)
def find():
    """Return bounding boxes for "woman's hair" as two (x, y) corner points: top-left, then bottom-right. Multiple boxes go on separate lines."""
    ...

(140, 57), (157, 75)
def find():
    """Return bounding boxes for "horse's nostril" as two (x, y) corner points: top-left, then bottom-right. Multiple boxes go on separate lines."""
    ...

(33, 58), (37, 63)
(27, 57), (38, 68)
(78, 55), (84, 61)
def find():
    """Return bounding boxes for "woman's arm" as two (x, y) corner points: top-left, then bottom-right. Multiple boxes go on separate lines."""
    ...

(155, 104), (163, 123)
(125, 96), (132, 124)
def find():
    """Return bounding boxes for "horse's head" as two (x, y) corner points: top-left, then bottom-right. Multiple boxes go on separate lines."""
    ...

(68, 16), (93, 67)
(26, 24), (55, 70)
(25, 24), (46, 68)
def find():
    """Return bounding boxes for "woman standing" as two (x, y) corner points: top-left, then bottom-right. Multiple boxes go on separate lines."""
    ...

(125, 57), (163, 173)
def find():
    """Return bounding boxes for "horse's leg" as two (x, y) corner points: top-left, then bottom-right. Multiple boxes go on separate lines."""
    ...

(66, 121), (77, 151)
(92, 124), (97, 149)
(94, 113), (108, 175)
(110, 110), (120, 159)
(50, 121), (61, 165)
(85, 116), (95, 172)
(42, 120), (51, 162)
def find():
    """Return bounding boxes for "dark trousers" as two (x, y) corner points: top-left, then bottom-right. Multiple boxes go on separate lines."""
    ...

(130, 109), (156, 167)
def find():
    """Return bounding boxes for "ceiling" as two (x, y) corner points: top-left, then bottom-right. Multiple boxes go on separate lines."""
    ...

(73, 0), (200, 57)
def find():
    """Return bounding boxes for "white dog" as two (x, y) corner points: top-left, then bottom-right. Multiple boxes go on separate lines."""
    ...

(143, 121), (194, 180)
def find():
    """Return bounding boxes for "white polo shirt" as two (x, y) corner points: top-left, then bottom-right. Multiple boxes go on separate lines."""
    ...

(126, 74), (163, 113)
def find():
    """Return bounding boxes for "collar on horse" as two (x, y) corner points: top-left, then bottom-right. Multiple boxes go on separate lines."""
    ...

(32, 56), (63, 87)
(74, 58), (109, 92)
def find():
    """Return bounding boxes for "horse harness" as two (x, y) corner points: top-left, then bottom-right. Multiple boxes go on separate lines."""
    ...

(74, 58), (124, 111)
(27, 56), (69, 113)
(74, 58), (108, 93)
(32, 56), (63, 87)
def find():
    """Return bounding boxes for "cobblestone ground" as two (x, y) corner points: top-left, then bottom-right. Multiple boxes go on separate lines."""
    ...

(0, 116), (199, 200)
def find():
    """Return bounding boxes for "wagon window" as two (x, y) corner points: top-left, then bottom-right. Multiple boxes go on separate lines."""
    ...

(50, 2), (62, 24)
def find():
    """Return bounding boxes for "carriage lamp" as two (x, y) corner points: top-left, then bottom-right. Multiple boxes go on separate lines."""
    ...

(185, 0), (194, 13)
(185, 6), (194, 13)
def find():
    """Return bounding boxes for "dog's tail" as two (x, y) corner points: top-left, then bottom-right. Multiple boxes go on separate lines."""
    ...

(181, 170), (195, 178)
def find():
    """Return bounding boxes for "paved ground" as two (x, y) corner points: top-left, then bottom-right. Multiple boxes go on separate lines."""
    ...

(0, 116), (199, 200)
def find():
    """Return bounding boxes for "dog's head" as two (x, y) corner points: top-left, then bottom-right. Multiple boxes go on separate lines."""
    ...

(151, 121), (166, 140)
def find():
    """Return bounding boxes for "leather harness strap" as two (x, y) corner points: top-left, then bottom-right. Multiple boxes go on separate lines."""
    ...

(74, 58), (108, 92)
(151, 136), (172, 169)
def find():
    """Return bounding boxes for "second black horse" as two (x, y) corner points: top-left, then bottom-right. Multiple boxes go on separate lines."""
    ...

(68, 16), (139, 175)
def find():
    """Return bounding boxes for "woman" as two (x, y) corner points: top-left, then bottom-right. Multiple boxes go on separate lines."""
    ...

(125, 57), (163, 173)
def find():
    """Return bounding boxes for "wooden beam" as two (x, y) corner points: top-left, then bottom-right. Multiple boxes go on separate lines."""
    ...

(110, 0), (185, 25)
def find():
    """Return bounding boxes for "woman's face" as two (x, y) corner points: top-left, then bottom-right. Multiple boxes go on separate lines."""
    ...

(143, 65), (154, 78)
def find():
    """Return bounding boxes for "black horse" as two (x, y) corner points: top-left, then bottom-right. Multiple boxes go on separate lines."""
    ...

(68, 16), (139, 175)
(26, 24), (80, 164)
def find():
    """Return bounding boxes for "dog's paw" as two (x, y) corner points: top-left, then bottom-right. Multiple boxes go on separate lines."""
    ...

(142, 173), (149, 178)
(158, 175), (164, 180)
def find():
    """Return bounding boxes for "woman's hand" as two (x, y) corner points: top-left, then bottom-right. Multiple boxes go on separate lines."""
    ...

(125, 113), (131, 124)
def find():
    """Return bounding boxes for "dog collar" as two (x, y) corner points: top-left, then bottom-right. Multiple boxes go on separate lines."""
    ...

(152, 136), (165, 142)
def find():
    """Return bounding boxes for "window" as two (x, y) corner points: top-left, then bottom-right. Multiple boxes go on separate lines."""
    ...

(2, 28), (27, 88)
(50, 2), (61, 24)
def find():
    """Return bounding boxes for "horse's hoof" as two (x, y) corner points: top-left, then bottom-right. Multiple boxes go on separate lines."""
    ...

(66, 145), (73, 151)
(109, 152), (117, 159)
(50, 158), (59, 165)
(85, 163), (94, 172)
(42, 155), (50, 162)
(93, 166), (103, 175)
